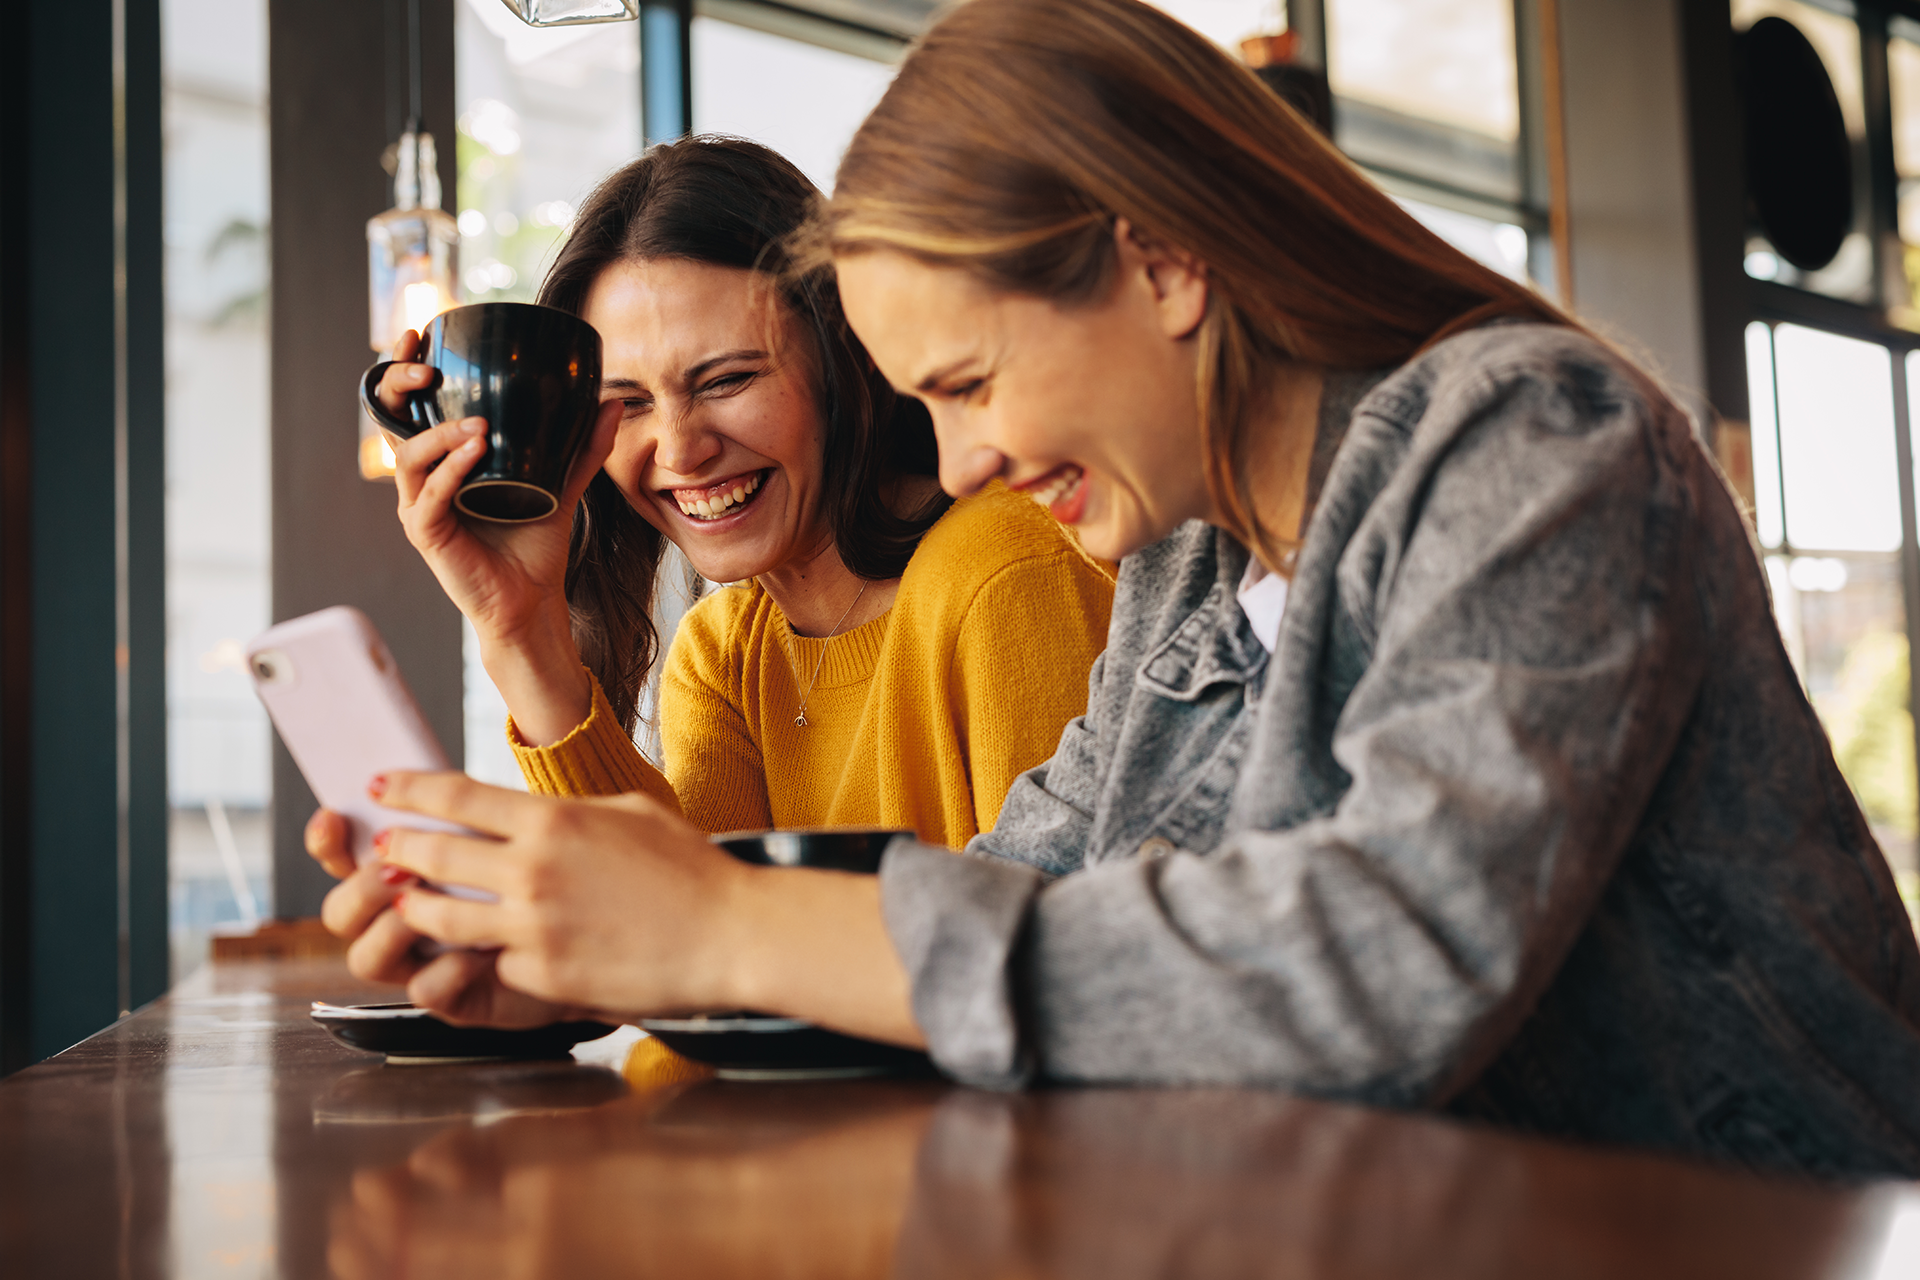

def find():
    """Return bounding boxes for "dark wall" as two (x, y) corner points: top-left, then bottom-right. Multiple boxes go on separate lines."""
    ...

(267, 0), (464, 918)
(0, 0), (169, 1071)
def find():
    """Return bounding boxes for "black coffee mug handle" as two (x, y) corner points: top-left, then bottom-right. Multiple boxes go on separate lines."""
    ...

(359, 360), (437, 438)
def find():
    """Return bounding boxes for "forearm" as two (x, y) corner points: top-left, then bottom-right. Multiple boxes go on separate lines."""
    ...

(722, 866), (925, 1049)
(477, 609), (593, 747)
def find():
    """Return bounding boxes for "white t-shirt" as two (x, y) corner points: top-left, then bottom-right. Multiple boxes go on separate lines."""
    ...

(1236, 557), (1289, 653)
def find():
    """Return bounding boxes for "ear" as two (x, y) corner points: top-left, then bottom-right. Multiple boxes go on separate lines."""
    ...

(1113, 218), (1209, 341)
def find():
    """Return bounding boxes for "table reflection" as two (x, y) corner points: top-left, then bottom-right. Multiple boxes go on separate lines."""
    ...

(324, 1078), (1905, 1280)
(325, 1079), (940, 1279)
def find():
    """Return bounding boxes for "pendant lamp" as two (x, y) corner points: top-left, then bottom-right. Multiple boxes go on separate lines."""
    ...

(499, 0), (639, 25)
(361, 0), (458, 479)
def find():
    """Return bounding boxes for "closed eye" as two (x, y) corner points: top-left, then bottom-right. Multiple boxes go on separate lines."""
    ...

(696, 370), (760, 396)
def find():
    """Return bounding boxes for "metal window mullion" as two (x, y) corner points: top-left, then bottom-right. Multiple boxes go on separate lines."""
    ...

(642, 1), (694, 146)
(1890, 351), (1920, 840)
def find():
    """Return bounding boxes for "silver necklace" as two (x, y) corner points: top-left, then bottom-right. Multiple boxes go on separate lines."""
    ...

(792, 581), (868, 728)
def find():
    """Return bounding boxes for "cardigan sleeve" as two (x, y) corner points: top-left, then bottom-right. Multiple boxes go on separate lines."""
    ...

(508, 671), (682, 815)
(949, 547), (1115, 836)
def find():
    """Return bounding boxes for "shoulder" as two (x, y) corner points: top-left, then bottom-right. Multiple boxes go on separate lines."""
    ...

(895, 482), (1115, 647)
(668, 581), (770, 679)
(907, 480), (1114, 592)
(1360, 323), (1676, 447)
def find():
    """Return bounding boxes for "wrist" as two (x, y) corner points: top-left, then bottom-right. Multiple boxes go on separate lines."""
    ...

(479, 616), (593, 747)
(710, 862), (781, 1014)
(704, 862), (922, 1047)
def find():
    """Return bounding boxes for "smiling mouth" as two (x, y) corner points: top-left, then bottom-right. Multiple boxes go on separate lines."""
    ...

(669, 470), (768, 521)
(1022, 464), (1084, 508)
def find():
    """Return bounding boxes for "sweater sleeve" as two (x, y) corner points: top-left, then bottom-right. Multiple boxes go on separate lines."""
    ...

(508, 672), (681, 814)
(659, 607), (774, 836)
(950, 549), (1115, 837)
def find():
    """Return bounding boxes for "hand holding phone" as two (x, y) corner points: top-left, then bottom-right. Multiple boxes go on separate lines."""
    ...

(247, 606), (492, 901)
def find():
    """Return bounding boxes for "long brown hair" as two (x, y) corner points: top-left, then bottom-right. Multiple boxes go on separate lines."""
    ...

(543, 136), (948, 732)
(814, 0), (1567, 565)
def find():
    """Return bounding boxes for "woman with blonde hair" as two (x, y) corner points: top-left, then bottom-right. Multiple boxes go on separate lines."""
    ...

(346, 0), (1920, 1177)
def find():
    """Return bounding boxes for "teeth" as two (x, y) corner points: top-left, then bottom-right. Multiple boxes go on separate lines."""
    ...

(676, 472), (763, 519)
(1028, 465), (1084, 508)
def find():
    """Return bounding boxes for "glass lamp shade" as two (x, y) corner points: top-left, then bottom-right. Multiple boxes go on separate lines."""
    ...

(498, 0), (639, 25)
(367, 204), (458, 354)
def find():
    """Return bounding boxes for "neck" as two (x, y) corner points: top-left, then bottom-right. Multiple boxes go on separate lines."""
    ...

(755, 477), (940, 635)
(1239, 362), (1326, 574)
(757, 538), (895, 637)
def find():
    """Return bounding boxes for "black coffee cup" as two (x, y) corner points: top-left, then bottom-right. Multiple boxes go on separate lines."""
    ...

(359, 302), (602, 523)
(711, 828), (912, 874)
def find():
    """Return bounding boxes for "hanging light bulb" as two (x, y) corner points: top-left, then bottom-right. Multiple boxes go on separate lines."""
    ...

(498, 0), (639, 25)
(366, 126), (458, 355)
(362, 124), (458, 480)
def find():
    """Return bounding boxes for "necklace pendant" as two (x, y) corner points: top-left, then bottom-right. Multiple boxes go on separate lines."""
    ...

(794, 713), (808, 728)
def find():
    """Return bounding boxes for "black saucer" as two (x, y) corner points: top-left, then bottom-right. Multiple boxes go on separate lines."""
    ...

(639, 1012), (934, 1080)
(311, 1002), (617, 1063)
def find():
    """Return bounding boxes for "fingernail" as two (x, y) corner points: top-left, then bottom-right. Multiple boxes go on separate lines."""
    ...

(379, 865), (413, 886)
(372, 829), (391, 852)
(368, 774), (388, 799)
(461, 418), (485, 436)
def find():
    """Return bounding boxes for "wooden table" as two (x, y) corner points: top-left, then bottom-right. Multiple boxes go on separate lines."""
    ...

(2, 958), (1916, 1278)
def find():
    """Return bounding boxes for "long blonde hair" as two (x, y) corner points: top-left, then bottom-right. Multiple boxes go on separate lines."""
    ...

(814, 0), (1568, 563)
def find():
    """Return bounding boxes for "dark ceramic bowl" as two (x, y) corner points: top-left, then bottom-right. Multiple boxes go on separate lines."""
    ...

(638, 1013), (934, 1081)
(641, 829), (929, 1079)
(711, 828), (912, 874)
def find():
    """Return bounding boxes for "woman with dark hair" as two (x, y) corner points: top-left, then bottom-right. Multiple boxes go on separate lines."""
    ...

(339, 0), (1920, 1178)
(325, 135), (1112, 844)
(307, 138), (1113, 1018)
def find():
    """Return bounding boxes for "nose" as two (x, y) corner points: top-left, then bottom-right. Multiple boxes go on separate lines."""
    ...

(650, 399), (720, 478)
(928, 404), (1005, 498)
(939, 443), (1006, 499)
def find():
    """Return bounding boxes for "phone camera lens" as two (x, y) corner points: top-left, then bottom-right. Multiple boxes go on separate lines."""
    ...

(251, 656), (276, 681)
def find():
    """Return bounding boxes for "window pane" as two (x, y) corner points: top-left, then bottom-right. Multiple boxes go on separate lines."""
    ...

(1144, 0), (1283, 50)
(1395, 195), (1528, 281)
(455, 0), (641, 306)
(1767, 550), (1917, 926)
(691, 18), (898, 193)
(1326, 0), (1516, 139)
(1732, 0), (1872, 301)
(760, 0), (936, 39)
(1771, 324), (1900, 553)
(163, 0), (273, 980)
(1885, 24), (1920, 315)
(456, 0), (641, 785)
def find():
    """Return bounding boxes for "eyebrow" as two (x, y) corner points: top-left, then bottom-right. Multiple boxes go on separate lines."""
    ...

(913, 357), (982, 395)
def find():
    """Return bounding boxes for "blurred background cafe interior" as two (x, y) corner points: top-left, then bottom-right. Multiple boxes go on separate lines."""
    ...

(6, 0), (1920, 1274)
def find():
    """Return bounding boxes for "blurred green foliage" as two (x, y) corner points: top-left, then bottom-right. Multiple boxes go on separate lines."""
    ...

(1821, 629), (1917, 837)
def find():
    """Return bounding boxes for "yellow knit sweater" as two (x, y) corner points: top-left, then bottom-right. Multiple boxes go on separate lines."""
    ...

(510, 482), (1115, 849)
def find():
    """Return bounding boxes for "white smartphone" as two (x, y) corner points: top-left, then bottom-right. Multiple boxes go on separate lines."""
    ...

(246, 606), (489, 896)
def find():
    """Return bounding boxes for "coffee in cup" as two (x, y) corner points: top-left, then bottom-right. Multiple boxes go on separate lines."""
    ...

(359, 302), (602, 523)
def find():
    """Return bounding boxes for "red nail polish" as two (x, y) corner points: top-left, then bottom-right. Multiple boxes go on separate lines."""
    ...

(368, 774), (388, 799)
(379, 865), (412, 886)
(372, 829), (391, 851)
